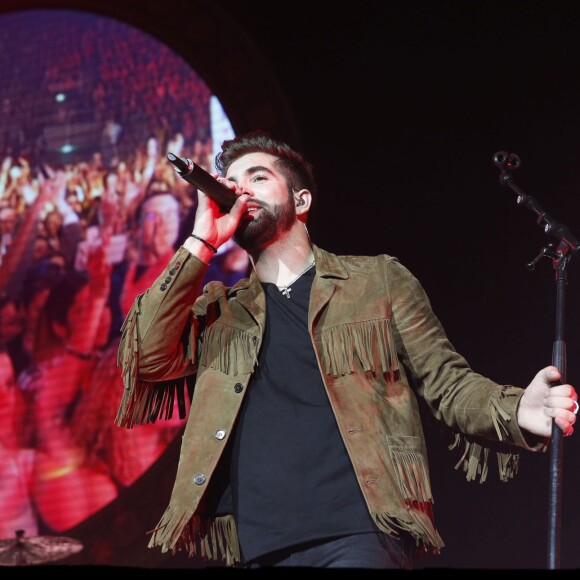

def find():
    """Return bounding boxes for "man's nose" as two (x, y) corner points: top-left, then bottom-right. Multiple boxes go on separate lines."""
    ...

(237, 184), (254, 197)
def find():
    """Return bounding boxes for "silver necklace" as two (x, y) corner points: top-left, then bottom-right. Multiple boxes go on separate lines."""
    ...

(278, 261), (315, 298)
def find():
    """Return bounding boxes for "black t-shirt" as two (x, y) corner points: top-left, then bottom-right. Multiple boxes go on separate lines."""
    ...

(230, 267), (377, 563)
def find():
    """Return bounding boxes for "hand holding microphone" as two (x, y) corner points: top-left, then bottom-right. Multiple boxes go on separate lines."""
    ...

(168, 152), (251, 257)
(167, 152), (237, 210)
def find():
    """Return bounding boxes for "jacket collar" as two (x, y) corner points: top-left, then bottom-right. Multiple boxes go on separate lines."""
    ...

(227, 243), (349, 295)
(308, 244), (348, 326)
(310, 244), (349, 281)
(227, 244), (349, 327)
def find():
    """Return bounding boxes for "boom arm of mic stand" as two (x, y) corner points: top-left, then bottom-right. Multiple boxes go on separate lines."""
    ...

(499, 171), (580, 254)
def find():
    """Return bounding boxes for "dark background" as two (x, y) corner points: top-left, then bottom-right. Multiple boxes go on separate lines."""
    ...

(3, 0), (580, 572)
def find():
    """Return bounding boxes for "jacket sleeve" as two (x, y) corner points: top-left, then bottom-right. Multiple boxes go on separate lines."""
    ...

(386, 256), (547, 482)
(115, 247), (210, 428)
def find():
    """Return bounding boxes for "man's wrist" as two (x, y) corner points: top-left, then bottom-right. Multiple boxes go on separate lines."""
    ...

(189, 233), (217, 253)
(184, 234), (216, 264)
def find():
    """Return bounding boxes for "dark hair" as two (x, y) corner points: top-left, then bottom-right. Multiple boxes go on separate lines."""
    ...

(19, 251), (68, 308)
(214, 130), (317, 198)
(42, 268), (88, 327)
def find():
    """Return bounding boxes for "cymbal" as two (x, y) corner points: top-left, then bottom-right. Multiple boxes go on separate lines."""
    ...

(0, 529), (83, 566)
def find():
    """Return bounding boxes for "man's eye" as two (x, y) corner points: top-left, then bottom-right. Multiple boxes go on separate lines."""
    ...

(252, 175), (266, 182)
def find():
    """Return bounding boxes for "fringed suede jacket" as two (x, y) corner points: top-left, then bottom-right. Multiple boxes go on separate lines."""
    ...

(115, 243), (546, 567)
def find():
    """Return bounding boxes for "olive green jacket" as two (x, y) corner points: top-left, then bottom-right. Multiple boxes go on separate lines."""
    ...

(115, 244), (545, 566)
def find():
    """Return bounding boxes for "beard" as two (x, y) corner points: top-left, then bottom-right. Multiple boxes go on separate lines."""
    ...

(233, 193), (295, 252)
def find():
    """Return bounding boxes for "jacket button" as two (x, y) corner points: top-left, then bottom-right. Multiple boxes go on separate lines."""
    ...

(234, 383), (243, 393)
(169, 268), (176, 275)
(252, 336), (258, 346)
(160, 283), (167, 291)
(193, 474), (206, 485)
(165, 276), (172, 284)
(215, 430), (226, 440)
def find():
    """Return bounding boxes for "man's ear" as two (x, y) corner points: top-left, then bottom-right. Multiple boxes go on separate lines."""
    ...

(293, 189), (312, 216)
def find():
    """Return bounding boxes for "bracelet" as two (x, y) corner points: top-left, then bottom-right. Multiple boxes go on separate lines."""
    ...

(189, 234), (218, 253)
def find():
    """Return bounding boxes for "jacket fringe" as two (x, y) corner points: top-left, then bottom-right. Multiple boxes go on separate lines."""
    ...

(390, 448), (433, 503)
(114, 377), (191, 428)
(118, 301), (138, 386)
(116, 301), (140, 427)
(198, 321), (257, 375)
(383, 446), (443, 555)
(318, 319), (400, 379)
(450, 436), (490, 483)
(148, 507), (241, 566)
(374, 505), (444, 556)
(115, 299), (192, 427)
(490, 391), (512, 440)
(448, 391), (520, 483)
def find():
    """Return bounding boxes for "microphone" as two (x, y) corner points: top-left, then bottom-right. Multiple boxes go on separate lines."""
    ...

(492, 151), (521, 171)
(492, 151), (521, 187)
(167, 152), (236, 210)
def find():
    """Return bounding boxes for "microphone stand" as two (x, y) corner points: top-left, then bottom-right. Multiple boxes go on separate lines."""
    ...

(492, 151), (579, 570)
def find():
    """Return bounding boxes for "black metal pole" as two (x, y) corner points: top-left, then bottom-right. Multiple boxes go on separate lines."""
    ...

(547, 254), (569, 569)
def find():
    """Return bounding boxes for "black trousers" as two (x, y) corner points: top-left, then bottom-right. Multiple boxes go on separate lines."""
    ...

(246, 532), (414, 569)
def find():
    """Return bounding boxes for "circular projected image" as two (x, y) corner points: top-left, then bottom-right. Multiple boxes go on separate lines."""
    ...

(0, 9), (249, 539)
